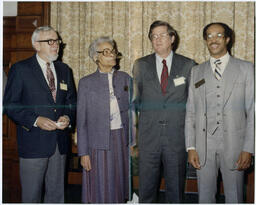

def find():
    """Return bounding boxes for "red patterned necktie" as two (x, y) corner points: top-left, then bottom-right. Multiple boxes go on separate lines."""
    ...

(46, 62), (56, 102)
(161, 59), (168, 95)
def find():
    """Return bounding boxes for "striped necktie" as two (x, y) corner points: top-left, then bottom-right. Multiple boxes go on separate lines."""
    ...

(161, 59), (168, 95)
(46, 62), (56, 102)
(214, 59), (222, 80)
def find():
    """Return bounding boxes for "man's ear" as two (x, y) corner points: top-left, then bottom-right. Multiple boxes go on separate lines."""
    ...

(170, 35), (175, 44)
(33, 42), (40, 52)
(93, 55), (98, 63)
(225, 37), (230, 45)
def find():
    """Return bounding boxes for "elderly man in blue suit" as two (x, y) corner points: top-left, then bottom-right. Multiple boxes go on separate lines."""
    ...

(185, 22), (254, 203)
(3, 26), (77, 203)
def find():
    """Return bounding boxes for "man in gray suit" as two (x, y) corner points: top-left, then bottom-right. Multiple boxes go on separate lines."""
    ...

(185, 22), (254, 203)
(133, 20), (196, 203)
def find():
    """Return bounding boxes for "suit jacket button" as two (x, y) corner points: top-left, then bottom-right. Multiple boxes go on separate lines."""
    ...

(54, 109), (57, 112)
(203, 129), (206, 132)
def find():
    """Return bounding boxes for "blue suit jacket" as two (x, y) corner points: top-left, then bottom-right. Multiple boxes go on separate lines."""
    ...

(77, 69), (132, 156)
(3, 54), (77, 158)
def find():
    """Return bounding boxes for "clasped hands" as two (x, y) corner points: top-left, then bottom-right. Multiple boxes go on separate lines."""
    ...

(188, 150), (252, 171)
(36, 116), (70, 131)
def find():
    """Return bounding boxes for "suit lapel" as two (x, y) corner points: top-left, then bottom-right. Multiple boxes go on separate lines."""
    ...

(31, 55), (53, 97)
(223, 56), (239, 107)
(197, 62), (208, 104)
(54, 63), (61, 103)
(148, 54), (162, 91)
(165, 53), (184, 97)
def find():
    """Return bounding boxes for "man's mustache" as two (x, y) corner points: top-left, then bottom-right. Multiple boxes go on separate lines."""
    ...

(209, 43), (220, 46)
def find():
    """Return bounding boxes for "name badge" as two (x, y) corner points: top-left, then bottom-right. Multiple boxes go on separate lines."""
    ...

(195, 79), (205, 88)
(173, 77), (185, 87)
(60, 83), (68, 91)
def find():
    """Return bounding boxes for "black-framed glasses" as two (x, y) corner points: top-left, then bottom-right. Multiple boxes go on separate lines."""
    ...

(37, 39), (62, 45)
(96, 48), (117, 56)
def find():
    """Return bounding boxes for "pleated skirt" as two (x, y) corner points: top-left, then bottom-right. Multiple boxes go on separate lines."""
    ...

(81, 128), (129, 203)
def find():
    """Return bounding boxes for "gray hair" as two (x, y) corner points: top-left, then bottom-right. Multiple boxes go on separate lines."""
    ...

(88, 36), (115, 61)
(31, 26), (56, 47)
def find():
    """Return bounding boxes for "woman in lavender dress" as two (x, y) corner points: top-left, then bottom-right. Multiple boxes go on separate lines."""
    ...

(77, 36), (133, 203)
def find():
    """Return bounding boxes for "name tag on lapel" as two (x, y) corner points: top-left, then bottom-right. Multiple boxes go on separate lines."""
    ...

(195, 79), (205, 88)
(173, 77), (185, 87)
(60, 83), (68, 91)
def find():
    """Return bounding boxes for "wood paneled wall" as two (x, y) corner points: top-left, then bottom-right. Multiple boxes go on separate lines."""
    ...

(3, 2), (50, 202)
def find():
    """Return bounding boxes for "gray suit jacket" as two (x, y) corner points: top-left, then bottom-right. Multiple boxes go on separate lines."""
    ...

(77, 69), (132, 156)
(133, 53), (196, 153)
(185, 56), (254, 169)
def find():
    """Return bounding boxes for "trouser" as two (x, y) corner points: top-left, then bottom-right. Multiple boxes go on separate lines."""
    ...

(19, 144), (66, 203)
(197, 135), (244, 203)
(139, 125), (186, 203)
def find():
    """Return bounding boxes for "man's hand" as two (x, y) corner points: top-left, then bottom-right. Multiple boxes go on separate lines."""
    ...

(36, 116), (57, 131)
(188, 150), (201, 169)
(81, 155), (92, 171)
(56, 116), (70, 130)
(130, 146), (138, 158)
(236, 151), (252, 171)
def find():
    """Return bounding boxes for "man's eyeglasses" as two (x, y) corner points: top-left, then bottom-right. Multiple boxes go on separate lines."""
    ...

(206, 33), (225, 41)
(151, 33), (170, 40)
(97, 48), (117, 57)
(37, 39), (62, 45)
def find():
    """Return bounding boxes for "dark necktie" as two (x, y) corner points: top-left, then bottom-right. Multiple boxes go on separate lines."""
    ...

(161, 59), (168, 95)
(214, 59), (222, 80)
(46, 62), (56, 102)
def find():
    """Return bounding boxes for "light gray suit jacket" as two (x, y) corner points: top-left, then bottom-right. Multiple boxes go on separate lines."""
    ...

(185, 56), (254, 169)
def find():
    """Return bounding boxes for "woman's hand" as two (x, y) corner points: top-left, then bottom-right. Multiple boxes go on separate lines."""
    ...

(81, 155), (92, 171)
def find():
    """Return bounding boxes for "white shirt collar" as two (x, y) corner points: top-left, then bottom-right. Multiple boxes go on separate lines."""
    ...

(36, 54), (53, 68)
(210, 52), (230, 72)
(156, 51), (173, 66)
(155, 51), (173, 82)
(36, 54), (57, 87)
(98, 68), (115, 74)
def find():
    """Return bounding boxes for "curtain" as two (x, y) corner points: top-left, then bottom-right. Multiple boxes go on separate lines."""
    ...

(51, 2), (254, 87)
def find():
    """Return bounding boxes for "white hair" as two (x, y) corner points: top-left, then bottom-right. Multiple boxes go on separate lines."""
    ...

(31, 26), (56, 48)
(88, 36), (115, 61)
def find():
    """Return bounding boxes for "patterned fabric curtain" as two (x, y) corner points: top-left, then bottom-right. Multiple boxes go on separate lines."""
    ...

(51, 2), (254, 87)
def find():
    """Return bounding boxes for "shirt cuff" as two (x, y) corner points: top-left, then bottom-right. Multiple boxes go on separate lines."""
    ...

(33, 117), (39, 127)
(187, 147), (196, 152)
